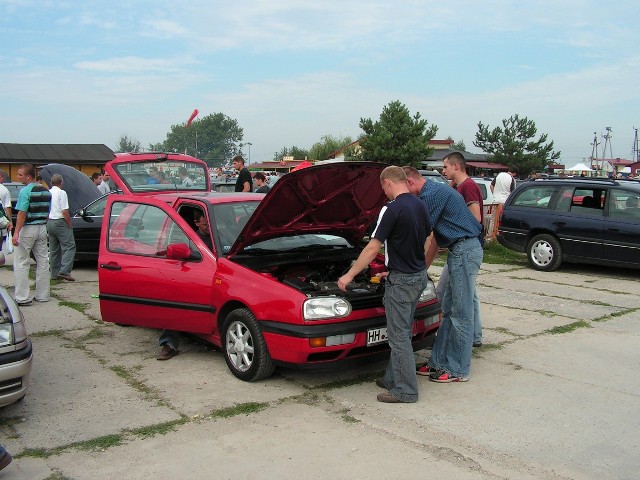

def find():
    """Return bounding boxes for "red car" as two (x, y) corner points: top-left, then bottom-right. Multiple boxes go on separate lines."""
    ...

(98, 153), (441, 381)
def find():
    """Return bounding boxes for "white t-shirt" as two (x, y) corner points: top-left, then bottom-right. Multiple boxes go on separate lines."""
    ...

(49, 186), (70, 220)
(0, 184), (11, 214)
(97, 180), (110, 195)
(492, 172), (514, 204)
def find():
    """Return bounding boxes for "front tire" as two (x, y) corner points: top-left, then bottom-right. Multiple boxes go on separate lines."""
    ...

(222, 308), (275, 381)
(527, 234), (562, 271)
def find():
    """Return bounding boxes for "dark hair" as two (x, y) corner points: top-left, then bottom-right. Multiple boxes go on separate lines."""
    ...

(232, 155), (245, 165)
(91, 172), (102, 181)
(254, 172), (266, 181)
(194, 210), (205, 222)
(508, 165), (519, 174)
(444, 151), (466, 169)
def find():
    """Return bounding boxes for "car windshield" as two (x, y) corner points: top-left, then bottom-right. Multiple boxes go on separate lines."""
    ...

(114, 160), (209, 193)
(211, 202), (353, 254)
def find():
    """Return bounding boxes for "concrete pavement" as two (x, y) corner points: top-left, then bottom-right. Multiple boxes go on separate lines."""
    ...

(0, 256), (638, 479)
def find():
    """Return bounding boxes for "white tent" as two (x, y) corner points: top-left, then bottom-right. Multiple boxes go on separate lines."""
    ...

(565, 162), (593, 172)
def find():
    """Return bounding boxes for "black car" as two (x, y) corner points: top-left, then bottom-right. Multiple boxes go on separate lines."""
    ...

(72, 192), (118, 261)
(497, 178), (640, 271)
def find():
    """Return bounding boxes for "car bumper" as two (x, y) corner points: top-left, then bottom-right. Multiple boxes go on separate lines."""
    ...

(0, 339), (33, 407)
(261, 303), (441, 367)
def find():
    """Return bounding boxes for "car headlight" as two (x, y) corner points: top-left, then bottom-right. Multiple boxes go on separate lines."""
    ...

(303, 297), (352, 320)
(418, 279), (437, 303)
(12, 320), (28, 343)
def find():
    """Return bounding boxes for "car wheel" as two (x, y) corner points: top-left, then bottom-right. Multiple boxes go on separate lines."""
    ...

(527, 234), (562, 271)
(222, 308), (275, 381)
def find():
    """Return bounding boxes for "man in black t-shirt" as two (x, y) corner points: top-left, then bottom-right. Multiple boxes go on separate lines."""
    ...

(338, 166), (431, 403)
(232, 155), (252, 192)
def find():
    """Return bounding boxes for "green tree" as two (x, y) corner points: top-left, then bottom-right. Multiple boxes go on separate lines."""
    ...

(148, 142), (164, 152)
(162, 113), (244, 167)
(115, 135), (141, 153)
(473, 114), (560, 176)
(357, 100), (438, 167)
(448, 136), (466, 152)
(308, 134), (353, 160)
(272, 146), (310, 160)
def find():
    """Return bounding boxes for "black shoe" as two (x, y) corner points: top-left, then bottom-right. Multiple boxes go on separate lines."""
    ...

(473, 341), (483, 348)
(376, 392), (403, 403)
(57, 273), (75, 281)
(375, 378), (389, 390)
(0, 448), (12, 471)
(156, 345), (178, 360)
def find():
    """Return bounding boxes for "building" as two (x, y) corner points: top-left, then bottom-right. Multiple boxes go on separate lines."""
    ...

(0, 143), (115, 181)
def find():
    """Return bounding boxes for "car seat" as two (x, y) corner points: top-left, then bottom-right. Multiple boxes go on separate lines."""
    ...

(582, 196), (595, 208)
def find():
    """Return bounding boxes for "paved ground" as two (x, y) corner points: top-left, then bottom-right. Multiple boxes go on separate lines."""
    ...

(0, 256), (638, 480)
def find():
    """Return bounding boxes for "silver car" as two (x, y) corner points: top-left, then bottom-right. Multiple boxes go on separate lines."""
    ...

(0, 286), (32, 406)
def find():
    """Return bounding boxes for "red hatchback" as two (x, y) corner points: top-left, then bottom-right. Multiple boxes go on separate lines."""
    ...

(98, 153), (441, 381)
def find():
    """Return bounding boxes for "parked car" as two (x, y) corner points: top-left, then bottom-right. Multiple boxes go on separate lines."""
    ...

(419, 170), (448, 185)
(0, 286), (32, 406)
(497, 178), (640, 271)
(98, 159), (441, 381)
(72, 192), (118, 261)
(471, 177), (496, 205)
(2, 182), (26, 223)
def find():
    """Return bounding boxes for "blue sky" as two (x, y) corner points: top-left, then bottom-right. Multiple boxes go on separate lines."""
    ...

(2, 1), (639, 165)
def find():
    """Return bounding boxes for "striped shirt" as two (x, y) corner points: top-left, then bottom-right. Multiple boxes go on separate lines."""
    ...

(16, 183), (51, 225)
(418, 181), (482, 248)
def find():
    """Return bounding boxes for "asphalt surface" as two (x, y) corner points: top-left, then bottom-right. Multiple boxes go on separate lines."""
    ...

(0, 255), (638, 480)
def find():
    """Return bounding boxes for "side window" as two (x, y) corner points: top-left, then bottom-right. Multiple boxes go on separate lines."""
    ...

(570, 188), (604, 216)
(84, 195), (109, 216)
(511, 186), (558, 208)
(476, 183), (488, 201)
(609, 189), (640, 219)
(107, 202), (190, 257)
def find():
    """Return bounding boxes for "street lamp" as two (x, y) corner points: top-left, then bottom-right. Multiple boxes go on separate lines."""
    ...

(246, 142), (252, 165)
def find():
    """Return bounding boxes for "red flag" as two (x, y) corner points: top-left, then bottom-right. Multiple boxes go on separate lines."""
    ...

(186, 108), (199, 127)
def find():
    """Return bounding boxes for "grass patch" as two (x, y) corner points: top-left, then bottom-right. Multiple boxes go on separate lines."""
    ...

(482, 241), (528, 265)
(472, 343), (504, 357)
(592, 308), (638, 322)
(338, 409), (360, 424)
(58, 300), (90, 314)
(211, 402), (268, 418)
(109, 365), (169, 407)
(28, 329), (67, 338)
(545, 320), (591, 334)
(75, 326), (105, 343)
(130, 419), (186, 438)
(314, 371), (384, 390)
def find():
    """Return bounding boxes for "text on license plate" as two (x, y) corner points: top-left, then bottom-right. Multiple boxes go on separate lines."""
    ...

(367, 327), (388, 346)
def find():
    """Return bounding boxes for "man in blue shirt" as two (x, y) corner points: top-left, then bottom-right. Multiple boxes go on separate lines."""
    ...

(339, 166), (431, 403)
(404, 166), (483, 383)
(13, 164), (52, 306)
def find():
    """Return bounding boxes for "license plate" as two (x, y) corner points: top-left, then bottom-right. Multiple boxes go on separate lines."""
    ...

(367, 327), (388, 346)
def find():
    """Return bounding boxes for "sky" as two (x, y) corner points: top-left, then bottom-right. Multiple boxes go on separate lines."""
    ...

(2, 0), (640, 166)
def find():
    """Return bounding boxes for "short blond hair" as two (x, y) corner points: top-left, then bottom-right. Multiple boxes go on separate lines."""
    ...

(380, 165), (406, 183)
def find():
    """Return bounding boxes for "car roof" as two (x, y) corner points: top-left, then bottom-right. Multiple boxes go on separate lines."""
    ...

(528, 178), (640, 190)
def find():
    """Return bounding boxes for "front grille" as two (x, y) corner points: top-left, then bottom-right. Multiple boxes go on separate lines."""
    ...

(349, 294), (383, 310)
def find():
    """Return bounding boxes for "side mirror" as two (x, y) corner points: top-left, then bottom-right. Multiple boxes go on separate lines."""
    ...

(166, 243), (192, 260)
(77, 209), (94, 222)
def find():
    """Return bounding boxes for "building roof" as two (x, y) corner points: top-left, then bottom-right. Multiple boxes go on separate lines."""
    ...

(0, 143), (115, 163)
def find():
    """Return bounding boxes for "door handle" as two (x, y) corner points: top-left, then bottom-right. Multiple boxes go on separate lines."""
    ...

(100, 263), (121, 271)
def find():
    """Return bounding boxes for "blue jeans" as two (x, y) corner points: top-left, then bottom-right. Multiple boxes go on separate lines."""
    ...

(429, 237), (483, 378)
(382, 270), (429, 402)
(436, 265), (482, 343)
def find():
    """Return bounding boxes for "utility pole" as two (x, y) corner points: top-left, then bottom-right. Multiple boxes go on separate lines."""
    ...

(590, 132), (599, 170)
(601, 127), (613, 172)
(632, 127), (639, 162)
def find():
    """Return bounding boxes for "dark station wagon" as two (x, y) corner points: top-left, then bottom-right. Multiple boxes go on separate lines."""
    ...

(497, 178), (640, 271)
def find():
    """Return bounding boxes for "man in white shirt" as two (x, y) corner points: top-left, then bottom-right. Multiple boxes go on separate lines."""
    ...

(97, 171), (112, 195)
(490, 166), (518, 204)
(47, 174), (76, 281)
(0, 183), (12, 265)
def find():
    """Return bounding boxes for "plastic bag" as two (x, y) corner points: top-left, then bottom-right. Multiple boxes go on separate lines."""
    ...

(4, 231), (14, 255)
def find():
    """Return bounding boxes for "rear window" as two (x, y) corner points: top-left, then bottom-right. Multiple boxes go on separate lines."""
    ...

(511, 185), (558, 208)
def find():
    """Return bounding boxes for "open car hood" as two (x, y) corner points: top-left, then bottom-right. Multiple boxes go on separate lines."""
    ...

(227, 162), (387, 257)
(39, 164), (102, 214)
(105, 152), (210, 195)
